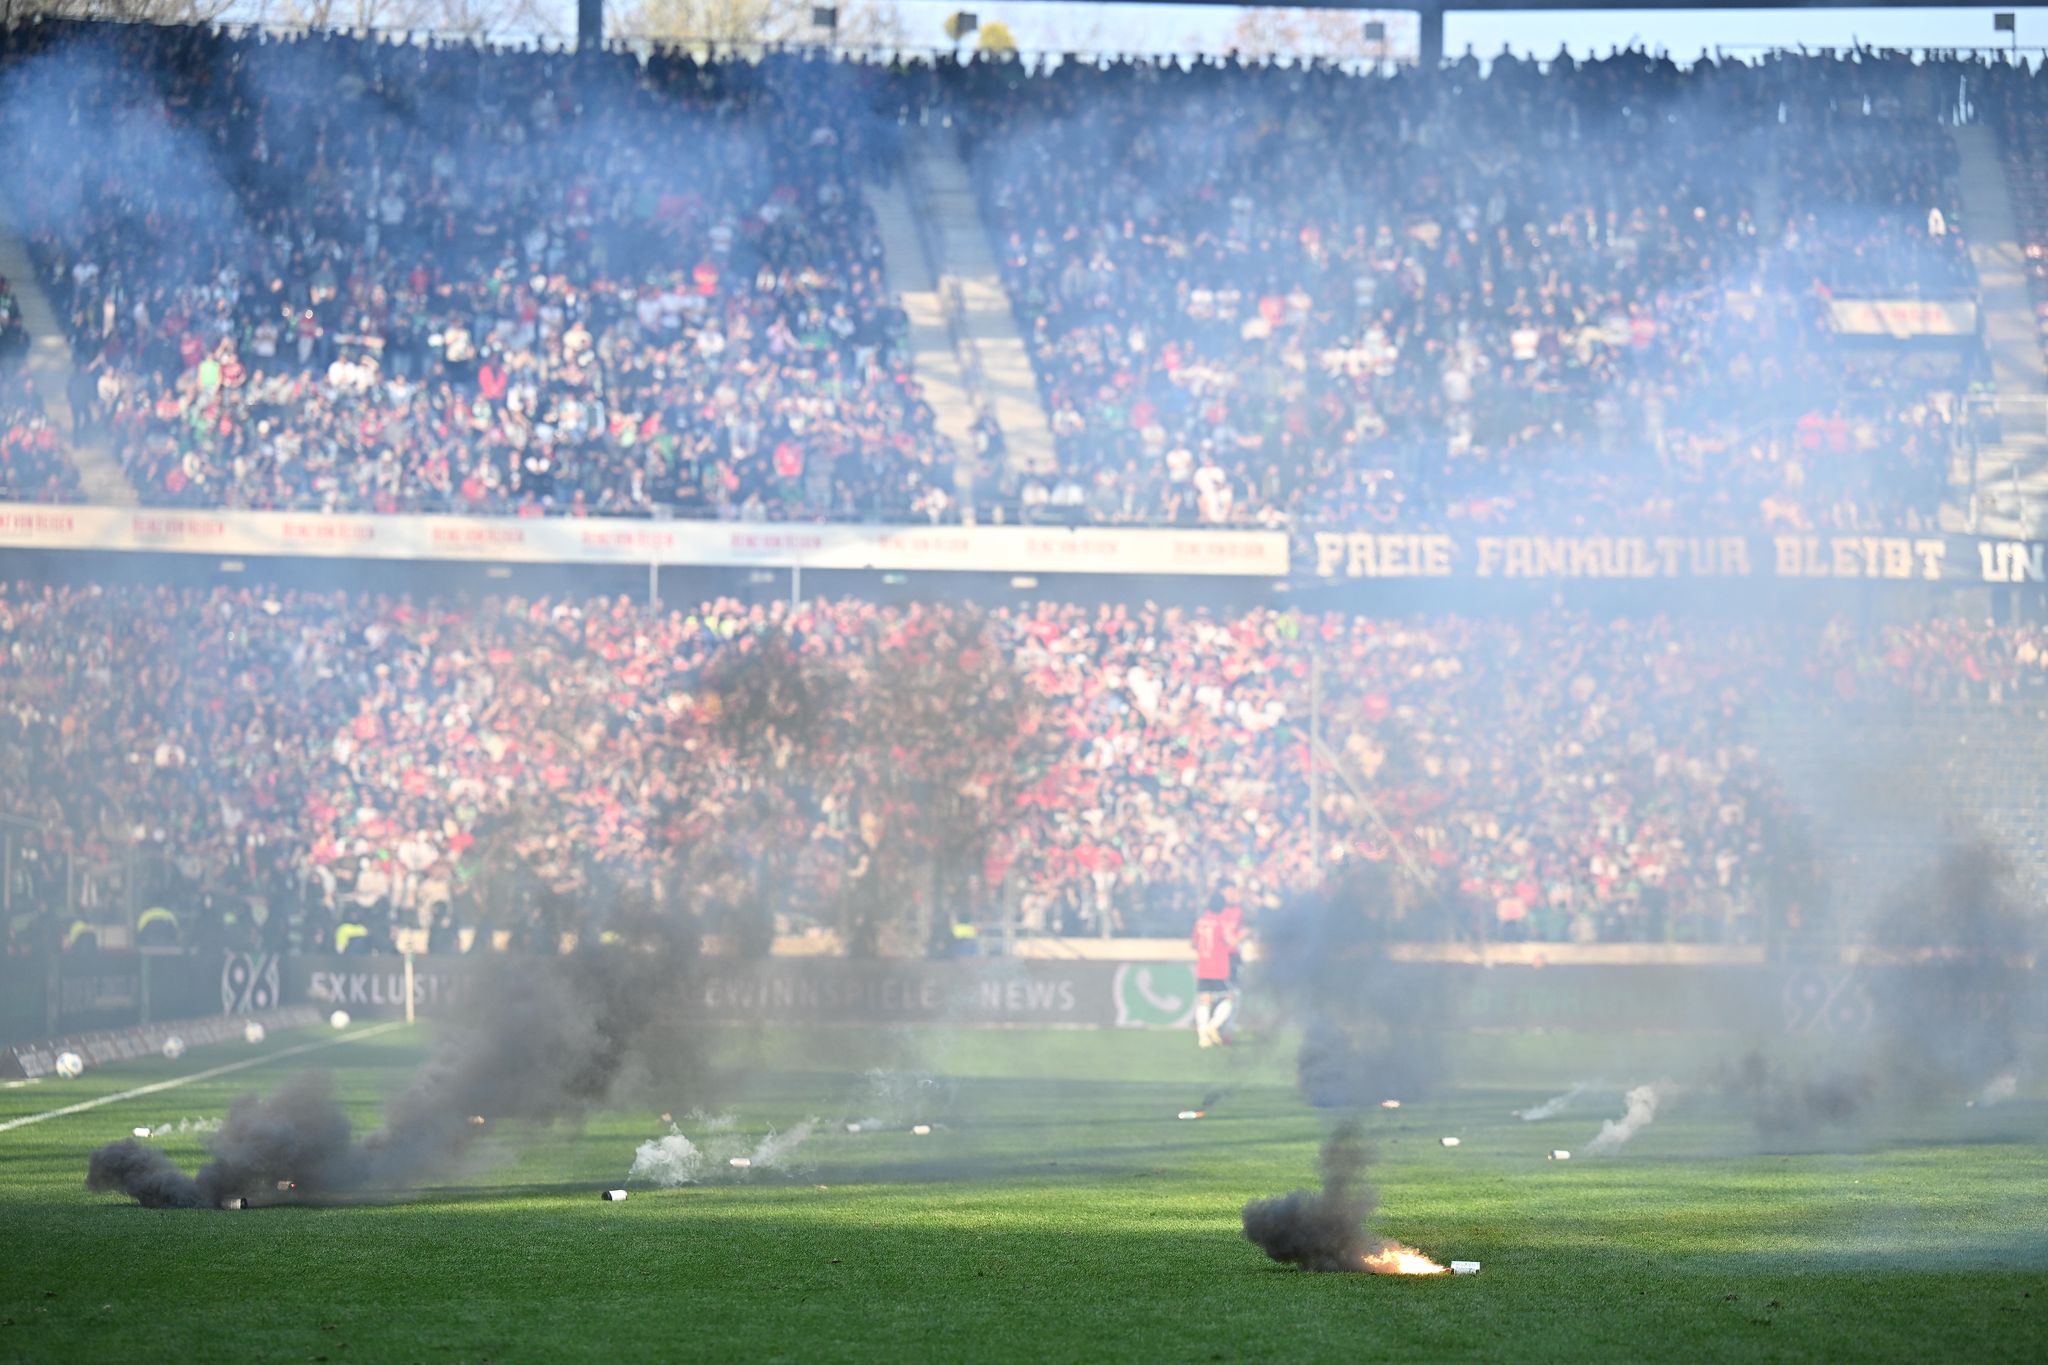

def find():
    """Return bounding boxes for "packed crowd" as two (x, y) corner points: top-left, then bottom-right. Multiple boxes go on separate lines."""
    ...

(0, 23), (1994, 532)
(955, 48), (1974, 532)
(1, 23), (952, 520)
(4, 583), (2044, 956)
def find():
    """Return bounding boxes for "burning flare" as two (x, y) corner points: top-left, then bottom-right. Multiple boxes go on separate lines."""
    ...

(1242, 1122), (1447, 1274)
(1361, 1242), (1448, 1276)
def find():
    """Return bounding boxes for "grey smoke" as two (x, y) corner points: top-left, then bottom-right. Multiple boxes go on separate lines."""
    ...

(1719, 1051), (1872, 1139)
(1866, 842), (2041, 1099)
(89, 1071), (358, 1208)
(1240, 1121), (1387, 1273)
(1726, 840), (2042, 1140)
(89, 920), (706, 1208)
(1256, 864), (1463, 1110)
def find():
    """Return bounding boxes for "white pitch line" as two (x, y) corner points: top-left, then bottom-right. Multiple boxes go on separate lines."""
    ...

(0, 1021), (408, 1135)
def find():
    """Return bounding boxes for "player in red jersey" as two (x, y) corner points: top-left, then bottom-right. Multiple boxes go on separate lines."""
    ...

(1191, 890), (1249, 1047)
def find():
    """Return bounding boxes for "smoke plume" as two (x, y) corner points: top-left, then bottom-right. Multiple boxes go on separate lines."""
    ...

(1256, 864), (1463, 1109)
(1726, 840), (2041, 1140)
(1240, 1121), (1380, 1272)
(88, 919), (706, 1208)
(1586, 1083), (1671, 1155)
(629, 1130), (704, 1187)
(1515, 1083), (1588, 1121)
(1719, 1052), (1872, 1138)
(747, 1120), (817, 1171)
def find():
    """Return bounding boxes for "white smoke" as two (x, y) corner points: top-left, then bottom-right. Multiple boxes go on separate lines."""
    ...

(1969, 1074), (2018, 1109)
(150, 1117), (223, 1136)
(629, 1116), (818, 1185)
(628, 1130), (704, 1187)
(748, 1120), (817, 1170)
(861, 1069), (947, 1123)
(1515, 1083), (1589, 1121)
(1587, 1084), (1671, 1155)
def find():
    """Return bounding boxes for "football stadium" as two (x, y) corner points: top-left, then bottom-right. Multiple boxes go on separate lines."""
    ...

(1, 0), (2045, 1358)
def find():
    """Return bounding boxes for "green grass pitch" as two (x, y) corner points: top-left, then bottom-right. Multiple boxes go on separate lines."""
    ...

(2, 1024), (2043, 1362)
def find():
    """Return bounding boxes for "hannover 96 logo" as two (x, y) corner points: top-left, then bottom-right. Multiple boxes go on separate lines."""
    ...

(1113, 963), (1197, 1028)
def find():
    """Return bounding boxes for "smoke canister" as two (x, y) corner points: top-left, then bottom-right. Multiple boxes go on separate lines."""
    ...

(728, 1157), (752, 1168)
(1549, 1150), (1572, 1161)
(911, 1125), (932, 1136)
(1380, 1100), (1401, 1109)
(1450, 1261), (1481, 1275)
(601, 1189), (629, 1202)
(1177, 1110), (1203, 1120)
(131, 1127), (152, 1138)
(1439, 1137), (1461, 1147)
(220, 1198), (247, 1210)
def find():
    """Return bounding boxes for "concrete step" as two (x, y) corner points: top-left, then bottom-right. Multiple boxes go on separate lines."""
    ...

(1959, 124), (2048, 405)
(865, 174), (977, 511)
(910, 129), (1058, 479)
(0, 203), (138, 504)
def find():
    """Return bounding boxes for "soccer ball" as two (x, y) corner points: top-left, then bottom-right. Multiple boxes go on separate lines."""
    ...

(329, 1010), (351, 1030)
(54, 1051), (84, 1079)
(161, 1036), (187, 1060)
(243, 1021), (267, 1045)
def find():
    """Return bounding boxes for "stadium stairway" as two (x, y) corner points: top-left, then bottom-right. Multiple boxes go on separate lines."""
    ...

(1955, 123), (2048, 535)
(905, 125), (1060, 486)
(0, 209), (136, 505)
(865, 172), (982, 516)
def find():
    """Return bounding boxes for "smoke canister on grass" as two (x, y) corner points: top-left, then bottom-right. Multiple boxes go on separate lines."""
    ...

(912, 1125), (932, 1136)
(1549, 1150), (1572, 1160)
(1451, 1261), (1481, 1275)
(601, 1189), (629, 1201)
(1439, 1137), (1460, 1147)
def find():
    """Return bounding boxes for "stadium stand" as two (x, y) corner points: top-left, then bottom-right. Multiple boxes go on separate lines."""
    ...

(0, 24), (2042, 970)
(0, 27), (1994, 531)
(0, 23), (951, 519)
(4, 583), (2045, 956)
(953, 49), (1975, 531)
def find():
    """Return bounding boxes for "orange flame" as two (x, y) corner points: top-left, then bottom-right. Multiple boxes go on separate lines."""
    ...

(1361, 1242), (1449, 1276)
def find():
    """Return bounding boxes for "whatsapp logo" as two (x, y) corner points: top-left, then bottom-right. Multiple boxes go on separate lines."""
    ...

(1113, 963), (1197, 1028)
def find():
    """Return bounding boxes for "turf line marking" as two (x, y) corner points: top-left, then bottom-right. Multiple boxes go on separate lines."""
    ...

(0, 1021), (408, 1134)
